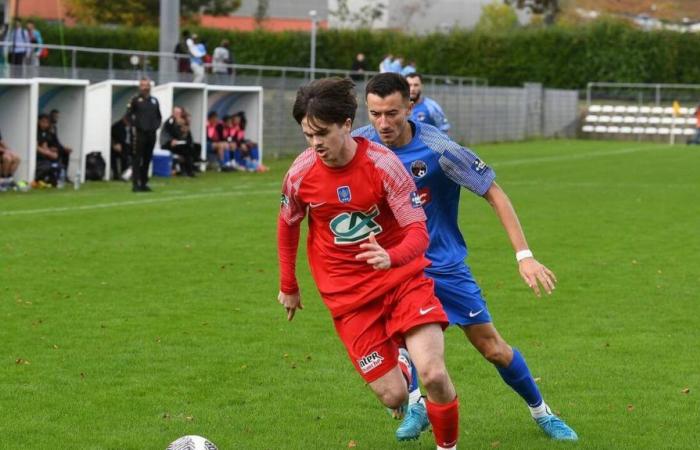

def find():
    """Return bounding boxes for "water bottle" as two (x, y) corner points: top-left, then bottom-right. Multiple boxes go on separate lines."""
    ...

(74, 169), (81, 190)
(57, 167), (66, 189)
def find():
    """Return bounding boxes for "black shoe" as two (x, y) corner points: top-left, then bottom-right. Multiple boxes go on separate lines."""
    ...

(132, 185), (141, 192)
(141, 185), (153, 192)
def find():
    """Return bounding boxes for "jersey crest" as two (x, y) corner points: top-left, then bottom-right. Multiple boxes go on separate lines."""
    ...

(337, 185), (352, 203)
(410, 160), (428, 178)
(329, 205), (383, 245)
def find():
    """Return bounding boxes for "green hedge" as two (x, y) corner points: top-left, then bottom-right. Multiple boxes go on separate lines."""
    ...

(34, 20), (700, 89)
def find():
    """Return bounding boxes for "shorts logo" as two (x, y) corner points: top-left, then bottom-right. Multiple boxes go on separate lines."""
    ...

(471, 158), (488, 175)
(410, 160), (428, 178)
(358, 351), (384, 374)
(337, 186), (352, 203)
(329, 205), (383, 245)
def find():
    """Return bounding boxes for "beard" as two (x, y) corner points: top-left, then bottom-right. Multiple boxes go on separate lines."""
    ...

(410, 92), (421, 103)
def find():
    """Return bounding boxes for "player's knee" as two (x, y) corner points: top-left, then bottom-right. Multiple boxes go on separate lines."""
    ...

(377, 387), (408, 409)
(418, 363), (449, 392)
(479, 340), (510, 366)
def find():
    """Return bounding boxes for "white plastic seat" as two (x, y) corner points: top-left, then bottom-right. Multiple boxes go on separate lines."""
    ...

(607, 126), (620, 133)
(637, 117), (649, 124)
(640, 106), (652, 114)
(644, 127), (658, 134)
(651, 106), (664, 114)
(611, 116), (624, 123)
(663, 107), (674, 115)
(623, 116), (636, 123)
(632, 127), (645, 134)
(589, 105), (602, 113)
(594, 125), (608, 133)
(602, 105), (614, 113)
(684, 128), (696, 135)
(582, 125), (595, 132)
(599, 115), (611, 123)
(626, 106), (640, 113)
(680, 107), (691, 115)
(585, 115), (599, 122)
(686, 118), (695, 125)
(614, 106), (627, 113)
(620, 126), (632, 133)
(661, 117), (673, 125)
(672, 128), (684, 135)
(658, 127), (670, 135)
(649, 117), (661, 124)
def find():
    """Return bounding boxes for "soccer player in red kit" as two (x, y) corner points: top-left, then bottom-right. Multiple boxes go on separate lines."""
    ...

(277, 78), (460, 450)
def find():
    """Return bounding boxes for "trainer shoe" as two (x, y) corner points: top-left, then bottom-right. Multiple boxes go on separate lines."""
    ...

(396, 401), (430, 441)
(535, 414), (578, 441)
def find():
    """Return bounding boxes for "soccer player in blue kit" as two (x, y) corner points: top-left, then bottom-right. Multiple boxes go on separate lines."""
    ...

(406, 73), (450, 134)
(353, 73), (578, 442)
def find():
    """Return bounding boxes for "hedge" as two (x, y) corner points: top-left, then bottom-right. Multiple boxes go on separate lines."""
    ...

(33, 20), (700, 89)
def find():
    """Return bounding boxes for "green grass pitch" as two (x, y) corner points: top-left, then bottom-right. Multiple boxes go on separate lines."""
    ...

(1, 139), (698, 449)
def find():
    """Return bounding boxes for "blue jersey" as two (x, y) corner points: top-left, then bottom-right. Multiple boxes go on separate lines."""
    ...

(353, 120), (495, 273)
(411, 97), (450, 133)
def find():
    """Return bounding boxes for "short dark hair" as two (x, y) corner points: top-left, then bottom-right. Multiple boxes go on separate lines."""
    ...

(207, 111), (218, 119)
(405, 72), (423, 82)
(292, 77), (357, 126)
(38, 113), (50, 120)
(50, 109), (59, 114)
(365, 73), (410, 101)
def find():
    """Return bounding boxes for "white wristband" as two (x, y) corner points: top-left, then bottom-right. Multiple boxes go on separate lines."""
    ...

(516, 249), (533, 262)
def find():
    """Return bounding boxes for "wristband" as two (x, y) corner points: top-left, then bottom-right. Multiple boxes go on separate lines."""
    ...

(516, 249), (533, 262)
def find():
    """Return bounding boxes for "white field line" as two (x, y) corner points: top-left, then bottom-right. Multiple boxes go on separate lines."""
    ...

(490, 144), (674, 167)
(1, 188), (280, 217)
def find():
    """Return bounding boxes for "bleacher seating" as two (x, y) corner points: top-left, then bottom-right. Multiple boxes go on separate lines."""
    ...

(582, 104), (697, 137)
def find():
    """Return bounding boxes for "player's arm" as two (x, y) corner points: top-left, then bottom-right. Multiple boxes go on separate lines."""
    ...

(277, 174), (306, 321)
(482, 182), (557, 297)
(356, 222), (429, 270)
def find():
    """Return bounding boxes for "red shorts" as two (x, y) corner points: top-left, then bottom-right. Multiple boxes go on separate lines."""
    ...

(332, 272), (448, 383)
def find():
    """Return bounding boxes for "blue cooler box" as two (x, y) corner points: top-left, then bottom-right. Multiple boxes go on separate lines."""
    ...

(152, 149), (172, 177)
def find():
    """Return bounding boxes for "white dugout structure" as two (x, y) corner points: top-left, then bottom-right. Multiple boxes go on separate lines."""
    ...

(0, 78), (88, 183)
(0, 78), (264, 183)
(84, 80), (140, 180)
(206, 85), (264, 163)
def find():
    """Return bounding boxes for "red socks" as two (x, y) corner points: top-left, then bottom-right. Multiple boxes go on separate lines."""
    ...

(426, 396), (459, 448)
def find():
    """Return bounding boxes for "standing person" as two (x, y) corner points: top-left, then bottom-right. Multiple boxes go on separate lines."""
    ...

(688, 103), (700, 145)
(406, 73), (450, 133)
(278, 77), (460, 449)
(401, 60), (417, 77)
(212, 39), (232, 84)
(25, 21), (43, 67)
(174, 30), (192, 75)
(126, 77), (161, 192)
(7, 19), (30, 66)
(379, 54), (393, 73)
(353, 73), (578, 442)
(186, 33), (206, 83)
(350, 52), (367, 81)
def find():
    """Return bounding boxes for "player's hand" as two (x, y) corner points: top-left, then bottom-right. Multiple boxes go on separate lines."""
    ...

(518, 258), (557, 297)
(356, 232), (391, 270)
(278, 291), (303, 321)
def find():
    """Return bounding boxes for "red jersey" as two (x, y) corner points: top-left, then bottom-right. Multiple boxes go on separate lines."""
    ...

(279, 137), (429, 317)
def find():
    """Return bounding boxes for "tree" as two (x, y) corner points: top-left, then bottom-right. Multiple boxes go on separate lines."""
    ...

(67, 0), (241, 26)
(504, 0), (559, 24)
(476, 1), (519, 33)
(394, 0), (432, 28)
(329, 0), (386, 29)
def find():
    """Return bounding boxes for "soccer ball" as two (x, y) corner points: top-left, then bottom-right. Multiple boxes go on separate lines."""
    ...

(165, 435), (218, 450)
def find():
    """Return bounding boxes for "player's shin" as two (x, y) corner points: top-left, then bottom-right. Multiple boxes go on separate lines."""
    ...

(425, 396), (459, 449)
(495, 348), (544, 412)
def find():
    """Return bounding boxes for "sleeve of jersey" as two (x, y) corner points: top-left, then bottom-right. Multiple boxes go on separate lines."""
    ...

(387, 221), (429, 267)
(438, 142), (496, 196)
(379, 153), (427, 227)
(430, 102), (451, 132)
(277, 216), (300, 294)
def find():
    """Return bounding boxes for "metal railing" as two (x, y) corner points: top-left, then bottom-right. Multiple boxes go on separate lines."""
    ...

(0, 41), (488, 87)
(586, 82), (700, 107)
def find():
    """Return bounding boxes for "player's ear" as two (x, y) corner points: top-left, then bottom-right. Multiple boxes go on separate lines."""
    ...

(343, 118), (352, 131)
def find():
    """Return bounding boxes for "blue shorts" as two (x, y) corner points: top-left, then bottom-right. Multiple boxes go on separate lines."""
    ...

(426, 266), (492, 326)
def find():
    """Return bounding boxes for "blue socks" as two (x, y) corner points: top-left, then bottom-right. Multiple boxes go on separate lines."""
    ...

(496, 348), (543, 407)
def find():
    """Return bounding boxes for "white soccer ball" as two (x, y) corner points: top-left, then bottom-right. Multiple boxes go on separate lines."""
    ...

(166, 435), (218, 450)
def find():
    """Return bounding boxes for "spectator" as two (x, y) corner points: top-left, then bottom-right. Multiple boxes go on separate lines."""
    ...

(186, 33), (206, 83)
(174, 30), (192, 75)
(111, 114), (132, 180)
(212, 39), (232, 83)
(224, 112), (267, 172)
(127, 77), (162, 192)
(379, 54), (393, 73)
(26, 21), (43, 67)
(7, 19), (30, 66)
(206, 111), (234, 171)
(35, 113), (61, 186)
(350, 52), (367, 81)
(400, 60), (417, 77)
(160, 106), (197, 177)
(0, 128), (21, 190)
(688, 103), (700, 145)
(49, 109), (73, 181)
(389, 56), (403, 74)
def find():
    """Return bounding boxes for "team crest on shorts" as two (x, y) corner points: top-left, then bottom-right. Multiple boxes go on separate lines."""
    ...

(358, 351), (384, 374)
(337, 186), (352, 203)
(410, 160), (428, 178)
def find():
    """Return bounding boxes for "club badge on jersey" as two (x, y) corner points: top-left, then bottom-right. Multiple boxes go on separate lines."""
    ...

(337, 186), (352, 203)
(471, 158), (488, 175)
(410, 160), (428, 178)
(410, 191), (423, 208)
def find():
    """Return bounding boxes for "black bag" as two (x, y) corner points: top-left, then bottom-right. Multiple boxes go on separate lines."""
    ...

(35, 160), (60, 186)
(85, 151), (106, 180)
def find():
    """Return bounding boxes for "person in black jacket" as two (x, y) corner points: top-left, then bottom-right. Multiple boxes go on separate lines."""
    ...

(160, 106), (197, 177)
(126, 77), (161, 192)
(110, 114), (132, 180)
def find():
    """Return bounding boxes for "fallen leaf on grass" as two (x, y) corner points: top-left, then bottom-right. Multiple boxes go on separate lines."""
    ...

(15, 358), (30, 365)
(534, 377), (541, 383)
(162, 413), (171, 420)
(348, 440), (357, 448)
(491, 441), (501, 448)
(626, 404), (634, 412)
(681, 388), (690, 394)
(185, 416), (194, 421)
